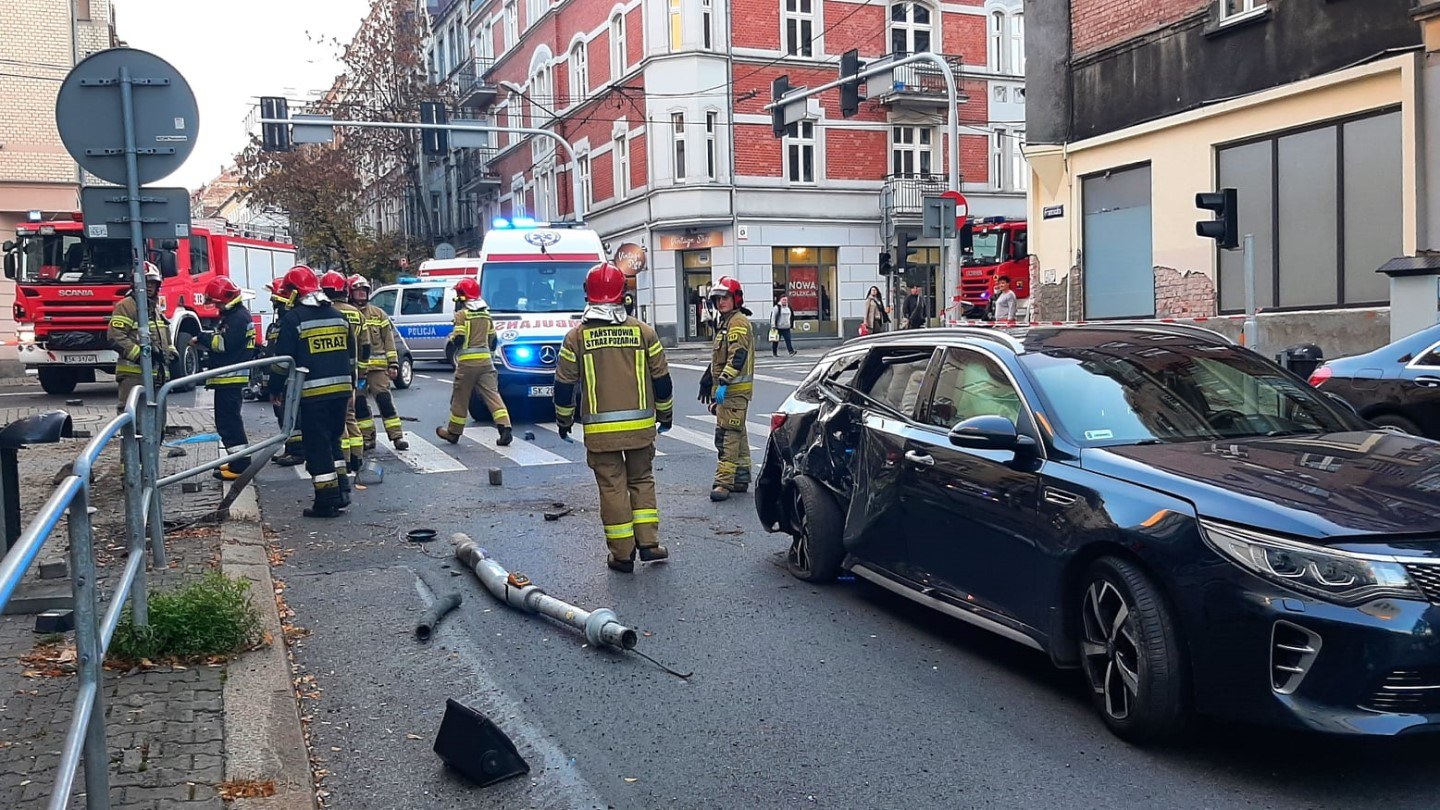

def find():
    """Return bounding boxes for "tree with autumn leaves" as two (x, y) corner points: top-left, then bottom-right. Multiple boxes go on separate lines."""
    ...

(234, 0), (452, 279)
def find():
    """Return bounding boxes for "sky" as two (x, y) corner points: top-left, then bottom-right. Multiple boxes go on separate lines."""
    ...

(114, 0), (371, 191)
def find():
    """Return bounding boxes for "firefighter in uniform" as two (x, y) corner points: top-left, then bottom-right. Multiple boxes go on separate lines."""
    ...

(265, 284), (306, 466)
(270, 266), (354, 518)
(320, 271), (366, 471)
(193, 277), (256, 480)
(554, 263), (674, 573)
(435, 277), (513, 447)
(699, 276), (755, 502)
(107, 262), (175, 410)
(349, 275), (409, 451)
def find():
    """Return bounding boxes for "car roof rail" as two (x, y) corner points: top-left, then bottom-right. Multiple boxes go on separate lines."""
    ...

(1072, 321), (1235, 346)
(930, 327), (1027, 354)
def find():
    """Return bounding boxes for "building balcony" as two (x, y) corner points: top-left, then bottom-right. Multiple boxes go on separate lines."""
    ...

(453, 56), (498, 109)
(869, 53), (967, 107)
(456, 148), (501, 193)
(881, 173), (948, 222)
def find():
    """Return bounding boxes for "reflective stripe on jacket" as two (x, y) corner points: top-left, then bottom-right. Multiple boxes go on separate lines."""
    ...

(201, 302), (256, 387)
(710, 310), (755, 395)
(554, 317), (671, 453)
(268, 305), (353, 400)
(450, 307), (496, 369)
(108, 295), (172, 376)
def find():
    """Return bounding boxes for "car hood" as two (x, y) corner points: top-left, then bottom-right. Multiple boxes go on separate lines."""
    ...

(1083, 431), (1440, 539)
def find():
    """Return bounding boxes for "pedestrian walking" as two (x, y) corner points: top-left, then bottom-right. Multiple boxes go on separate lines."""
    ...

(699, 276), (754, 502)
(269, 265), (355, 518)
(265, 287), (306, 466)
(435, 277), (513, 447)
(553, 262), (674, 573)
(902, 284), (927, 330)
(770, 296), (796, 356)
(320, 271), (365, 472)
(863, 286), (890, 335)
(992, 275), (1018, 323)
(193, 276), (256, 480)
(107, 262), (175, 410)
(349, 275), (409, 451)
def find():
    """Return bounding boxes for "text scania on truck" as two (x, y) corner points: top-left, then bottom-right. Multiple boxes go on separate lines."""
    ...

(1, 215), (295, 394)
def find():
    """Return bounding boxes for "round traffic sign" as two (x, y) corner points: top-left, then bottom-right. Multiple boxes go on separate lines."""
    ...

(55, 48), (199, 186)
(435, 242), (457, 260)
(941, 190), (969, 224)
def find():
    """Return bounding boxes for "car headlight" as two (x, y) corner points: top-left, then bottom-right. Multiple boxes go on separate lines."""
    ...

(1199, 519), (1423, 605)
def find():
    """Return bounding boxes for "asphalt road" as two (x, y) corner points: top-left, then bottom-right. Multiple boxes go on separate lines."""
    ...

(227, 348), (1440, 810)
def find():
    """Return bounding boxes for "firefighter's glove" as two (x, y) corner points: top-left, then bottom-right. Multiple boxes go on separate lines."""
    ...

(388, 364), (399, 380)
(658, 415), (672, 434)
(699, 368), (714, 403)
(558, 424), (573, 443)
(357, 377), (367, 391)
(714, 384), (728, 405)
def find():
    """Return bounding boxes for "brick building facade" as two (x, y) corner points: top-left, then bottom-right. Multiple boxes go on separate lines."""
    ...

(424, 0), (1026, 342)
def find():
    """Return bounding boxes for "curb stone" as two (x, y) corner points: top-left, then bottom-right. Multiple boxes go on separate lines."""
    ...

(220, 485), (315, 810)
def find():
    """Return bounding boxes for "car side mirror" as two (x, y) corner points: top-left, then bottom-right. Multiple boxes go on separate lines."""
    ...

(948, 414), (1037, 453)
(158, 253), (179, 278)
(2, 253), (15, 280)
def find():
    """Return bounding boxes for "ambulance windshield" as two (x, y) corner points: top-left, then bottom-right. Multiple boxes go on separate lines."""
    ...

(480, 261), (592, 313)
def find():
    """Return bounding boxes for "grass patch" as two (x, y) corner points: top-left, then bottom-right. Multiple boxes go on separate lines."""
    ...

(109, 571), (262, 662)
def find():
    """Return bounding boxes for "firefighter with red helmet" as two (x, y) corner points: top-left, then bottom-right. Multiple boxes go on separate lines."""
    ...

(320, 271), (366, 471)
(264, 282), (305, 466)
(436, 277), (512, 446)
(699, 275), (755, 501)
(349, 274), (408, 451)
(554, 263), (673, 572)
(270, 265), (354, 518)
(107, 261), (175, 409)
(193, 276), (257, 479)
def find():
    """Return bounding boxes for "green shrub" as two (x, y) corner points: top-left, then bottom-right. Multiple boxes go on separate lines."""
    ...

(109, 571), (263, 662)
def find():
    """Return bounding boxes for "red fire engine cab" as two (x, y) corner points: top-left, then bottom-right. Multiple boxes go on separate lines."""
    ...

(2, 215), (295, 394)
(958, 217), (1029, 319)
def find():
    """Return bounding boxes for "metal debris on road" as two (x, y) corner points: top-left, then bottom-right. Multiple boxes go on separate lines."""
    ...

(543, 503), (573, 521)
(415, 592), (462, 642)
(487, 467), (503, 486)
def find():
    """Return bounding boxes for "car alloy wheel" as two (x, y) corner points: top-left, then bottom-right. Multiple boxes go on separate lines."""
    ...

(784, 476), (844, 583)
(1082, 580), (1142, 721)
(397, 357), (414, 389)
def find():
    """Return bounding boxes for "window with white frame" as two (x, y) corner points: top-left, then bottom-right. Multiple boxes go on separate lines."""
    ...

(531, 66), (552, 127)
(476, 25), (494, 61)
(992, 129), (1006, 189)
(891, 125), (934, 177)
(504, 1), (518, 49)
(705, 111), (718, 181)
(511, 178), (526, 217)
(610, 14), (627, 80)
(701, 0), (714, 50)
(569, 43), (588, 105)
(1011, 11), (1025, 74)
(669, 0), (683, 51)
(889, 2), (931, 55)
(578, 154), (593, 209)
(784, 120), (816, 184)
(535, 167), (550, 220)
(784, 0), (816, 58)
(526, 0), (548, 28)
(613, 132), (629, 200)
(1011, 132), (1028, 192)
(1221, 0), (1266, 21)
(990, 11), (1005, 72)
(672, 112), (687, 181)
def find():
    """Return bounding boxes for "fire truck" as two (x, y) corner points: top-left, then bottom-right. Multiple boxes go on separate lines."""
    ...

(958, 217), (1029, 319)
(2, 215), (296, 394)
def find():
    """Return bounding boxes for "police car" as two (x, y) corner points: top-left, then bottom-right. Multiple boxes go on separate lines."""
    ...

(369, 218), (606, 417)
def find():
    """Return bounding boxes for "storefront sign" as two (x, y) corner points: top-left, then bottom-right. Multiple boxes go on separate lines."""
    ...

(613, 242), (647, 276)
(659, 231), (724, 251)
(788, 266), (820, 318)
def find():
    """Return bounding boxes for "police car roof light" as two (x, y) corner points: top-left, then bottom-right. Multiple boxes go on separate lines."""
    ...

(397, 275), (420, 284)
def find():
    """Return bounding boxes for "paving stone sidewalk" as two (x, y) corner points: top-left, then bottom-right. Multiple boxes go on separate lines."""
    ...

(0, 392), (292, 809)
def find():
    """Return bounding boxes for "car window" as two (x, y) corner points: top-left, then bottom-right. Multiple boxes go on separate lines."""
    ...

(922, 348), (1022, 428)
(370, 289), (398, 315)
(857, 348), (934, 418)
(1416, 342), (1440, 368)
(401, 287), (445, 315)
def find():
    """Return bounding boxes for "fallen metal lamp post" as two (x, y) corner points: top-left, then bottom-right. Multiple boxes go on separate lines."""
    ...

(452, 533), (638, 650)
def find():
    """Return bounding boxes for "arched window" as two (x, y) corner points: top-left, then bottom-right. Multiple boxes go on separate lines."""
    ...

(889, 2), (932, 56)
(990, 10), (1006, 72)
(569, 42), (588, 105)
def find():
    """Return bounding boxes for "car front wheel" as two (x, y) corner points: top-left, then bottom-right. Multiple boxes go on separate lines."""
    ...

(1079, 557), (1188, 744)
(395, 356), (414, 390)
(785, 476), (845, 583)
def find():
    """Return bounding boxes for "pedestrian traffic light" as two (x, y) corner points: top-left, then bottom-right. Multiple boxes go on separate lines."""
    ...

(421, 101), (449, 156)
(1196, 188), (1238, 250)
(260, 96), (292, 153)
(897, 232), (920, 271)
(771, 75), (793, 138)
(878, 250), (893, 276)
(839, 49), (864, 118)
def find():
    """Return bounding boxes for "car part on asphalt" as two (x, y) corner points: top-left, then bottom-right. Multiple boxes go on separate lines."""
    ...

(415, 592), (462, 642)
(432, 697), (530, 787)
(488, 467), (502, 486)
(453, 533), (637, 650)
(356, 458), (384, 486)
(407, 528), (438, 543)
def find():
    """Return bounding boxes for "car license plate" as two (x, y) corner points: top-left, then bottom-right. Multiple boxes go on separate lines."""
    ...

(529, 385), (554, 397)
(63, 354), (98, 365)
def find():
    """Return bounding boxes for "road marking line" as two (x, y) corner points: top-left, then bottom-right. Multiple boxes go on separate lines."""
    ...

(374, 430), (467, 473)
(462, 427), (570, 466)
(660, 423), (761, 454)
(685, 414), (772, 437)
(416, 373), (432, 379)
(668, 362), (798, 386)
(534, 422), (666, 455)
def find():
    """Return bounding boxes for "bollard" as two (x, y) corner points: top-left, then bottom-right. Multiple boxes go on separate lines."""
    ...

(487, 468), (502, 486)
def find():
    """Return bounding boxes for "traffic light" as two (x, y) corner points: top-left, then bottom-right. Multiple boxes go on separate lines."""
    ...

(897, 232), (919, 271)
(421, 101), (450, 156)
(260, 97), (292, 153)
(771, 76), (793, 137)
(1196, 188), (1238, 250)
(839, 49), (864, 118)
(878, 250), (893, 276)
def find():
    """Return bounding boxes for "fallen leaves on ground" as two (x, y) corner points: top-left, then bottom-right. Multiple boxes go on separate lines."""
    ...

(19, 642), (78, 677)
(217, 780), (277, 800)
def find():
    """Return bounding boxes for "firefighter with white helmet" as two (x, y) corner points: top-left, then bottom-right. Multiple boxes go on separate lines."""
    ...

(435, 277), (512, 446)
(107, 261), (175, 409)
(349, 274), (409, 451)
(554, 262), (674, 572)
(699, 275), (755, 501)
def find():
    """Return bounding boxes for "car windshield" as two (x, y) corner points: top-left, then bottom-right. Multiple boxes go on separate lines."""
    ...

(480, 261), (591, 313)
(15, 234), (133, 284)
(967, 231), (1005, 266)
(1020, 338), (1363, 447)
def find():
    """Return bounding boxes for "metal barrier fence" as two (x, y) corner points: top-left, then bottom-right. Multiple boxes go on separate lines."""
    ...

(0, 356), (304, 810)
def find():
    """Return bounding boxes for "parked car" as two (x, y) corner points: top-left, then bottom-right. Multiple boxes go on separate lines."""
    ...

(1308, 323), (1440, 438)
(757, 324), (1440, 743)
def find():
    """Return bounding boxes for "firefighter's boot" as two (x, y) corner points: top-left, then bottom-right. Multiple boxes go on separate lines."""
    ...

(497, 425), (513, 447)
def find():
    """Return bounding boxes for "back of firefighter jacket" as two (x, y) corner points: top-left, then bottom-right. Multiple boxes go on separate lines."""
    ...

(203, 302), (256, 387)
(269, 303), (353, 400)
(554, 317), (672, 453)
(450, 307), (496, 370)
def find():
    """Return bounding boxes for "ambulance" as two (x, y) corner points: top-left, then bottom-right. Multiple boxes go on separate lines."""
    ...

(371, 217), (605, 417)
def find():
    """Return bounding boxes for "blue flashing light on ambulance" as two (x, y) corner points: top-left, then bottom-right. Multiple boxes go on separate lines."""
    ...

(370, 219), (606, 419)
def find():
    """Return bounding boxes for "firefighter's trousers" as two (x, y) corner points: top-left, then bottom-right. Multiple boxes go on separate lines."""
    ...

(586, 445), (660, 560)
(356, 369), (404, 445)
(273, 392), (303, 457)
(300, 397), (348, 509)
(342, 393), (363, 467)
(212, 386), (250, 473)
(116, 374), (143, 411)
(446, 364), (509, 436)
(712, 394), (752, 491)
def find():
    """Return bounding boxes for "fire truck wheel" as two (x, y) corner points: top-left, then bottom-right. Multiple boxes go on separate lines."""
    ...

(170, 341), (200, 392)
(37, 367), (78, 396)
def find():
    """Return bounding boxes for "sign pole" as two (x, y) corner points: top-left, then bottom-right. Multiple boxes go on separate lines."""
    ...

(119, 64), (155, 400)
(1242, 233), (1258, 348)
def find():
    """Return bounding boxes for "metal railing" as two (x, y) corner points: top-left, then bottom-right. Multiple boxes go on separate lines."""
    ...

(0, 356), (305, 810)
(453, 56), (498, 106)
(882, 173), (949, 218)
(872, 53), (966, 102)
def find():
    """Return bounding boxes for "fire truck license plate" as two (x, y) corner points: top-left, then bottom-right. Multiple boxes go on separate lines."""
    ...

(63, 355), (98, 365)
(964, 269), (983, 278)
(529, 385), (554, 397)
